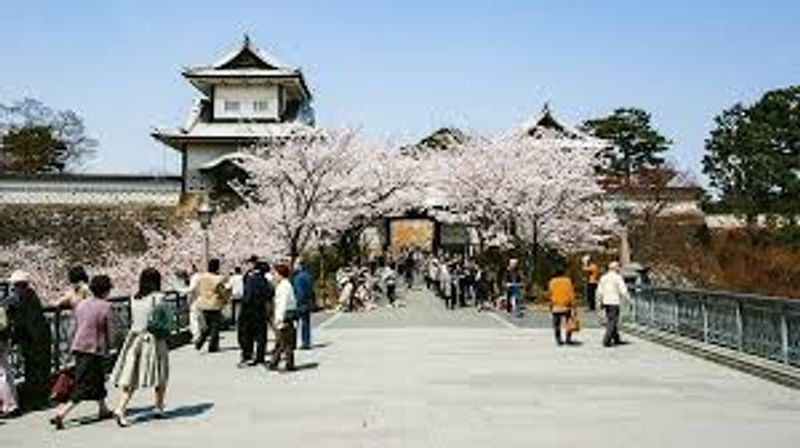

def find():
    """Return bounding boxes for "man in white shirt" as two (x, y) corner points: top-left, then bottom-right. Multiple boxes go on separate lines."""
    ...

(269, 263), (297, 372)
(227, 267), (245, 302)
(596, 261), (630, 347)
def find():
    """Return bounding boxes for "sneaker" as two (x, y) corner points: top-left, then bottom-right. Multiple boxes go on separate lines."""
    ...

(113, 412), (130, 428)
(152, 407), (166, 419)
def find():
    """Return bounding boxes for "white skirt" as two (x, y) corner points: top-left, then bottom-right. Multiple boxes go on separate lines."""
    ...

(111, 331), (169, 390)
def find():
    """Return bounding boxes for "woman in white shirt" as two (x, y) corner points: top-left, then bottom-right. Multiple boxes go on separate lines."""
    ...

(110, 268), (171, 427)
(268, 263), (297, 372)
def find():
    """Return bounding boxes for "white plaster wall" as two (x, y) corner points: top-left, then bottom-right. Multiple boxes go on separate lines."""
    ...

(0, 179), (181, 205)
(213, 85), (279, 120)
(603, 198), (703, 217)
(185, 143), (237, 191)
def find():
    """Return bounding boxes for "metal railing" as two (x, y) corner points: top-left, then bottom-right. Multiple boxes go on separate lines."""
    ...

(4, 291), (190, 382)
(626, 286), (800, 367)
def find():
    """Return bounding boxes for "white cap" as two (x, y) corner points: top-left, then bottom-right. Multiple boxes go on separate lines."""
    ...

(608, 261), (620, 271)
(9, 270), (31, 284)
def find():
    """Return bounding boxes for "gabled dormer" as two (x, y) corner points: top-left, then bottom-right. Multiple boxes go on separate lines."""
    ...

(181, 35), (313, 124)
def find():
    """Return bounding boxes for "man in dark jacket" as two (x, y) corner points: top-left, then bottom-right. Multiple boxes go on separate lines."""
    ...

(7, 271), (52, 411)
(292, 260), (314, 350)
(237, 257), (273, 367)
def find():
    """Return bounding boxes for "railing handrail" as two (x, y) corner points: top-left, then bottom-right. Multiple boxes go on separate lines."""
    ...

(628, 284), (800, 369)
(40, 292), (185, 312)
(7, 290), (192, 382)
(643, 286), (799, 306)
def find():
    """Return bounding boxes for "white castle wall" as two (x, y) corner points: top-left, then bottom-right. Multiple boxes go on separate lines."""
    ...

(0, 175), (182, 205)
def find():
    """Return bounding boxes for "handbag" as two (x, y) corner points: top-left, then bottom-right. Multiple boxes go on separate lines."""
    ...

(50, 369), (75, 403)
(565, 311), (581, 333)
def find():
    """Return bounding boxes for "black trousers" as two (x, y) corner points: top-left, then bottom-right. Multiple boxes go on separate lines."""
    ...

(551, 311), (572, 345)
(20, 345), (51, 410)
(238, 314), (267, 363)
(386, 284), (396, 304)
(603, 305), (621, 347)
(196, 310), (223, 352)
(458, 282), (470, 307)
(586, 283), (598, 310)
(405, 273), (414, 289)
(446, 290), (457, 310)
(269, 322), (296, 370)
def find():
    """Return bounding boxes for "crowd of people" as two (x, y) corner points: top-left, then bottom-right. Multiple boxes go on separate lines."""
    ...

(423, 252), (631, 348)
(0, 243), (631, 430)
(332, 249), (445, 312)
(0, 255), (316, 429)
(424, 255), (491, 311)
(334, 265), (397, 312)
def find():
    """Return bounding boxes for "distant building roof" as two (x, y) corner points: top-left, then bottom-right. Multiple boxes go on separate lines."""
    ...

(181, 35), (312, 100)
(509, 104), (608, 148)
(400, 127), (481, 155)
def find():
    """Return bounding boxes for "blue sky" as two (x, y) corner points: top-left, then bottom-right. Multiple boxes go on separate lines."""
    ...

(1, 0), (798, 179)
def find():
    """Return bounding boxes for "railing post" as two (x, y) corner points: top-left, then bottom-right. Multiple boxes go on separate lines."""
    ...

(673, 292), (680, 335)
(702, 297), (709, 343)
(52, 308), (62, 373)
(780, 305), (789, 365)
(735, 299), (744, 352)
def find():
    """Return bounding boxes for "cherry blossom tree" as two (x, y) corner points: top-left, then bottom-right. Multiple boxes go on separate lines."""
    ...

(0, 241), (65, 300)
(229, 130), (421, 260)
(99, 206), (285, 293)
(426, 115), (615, 256)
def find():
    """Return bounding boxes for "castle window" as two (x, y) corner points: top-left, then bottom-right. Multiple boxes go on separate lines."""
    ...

(253, 100), (271, 112)
(224, 100), (240, 111)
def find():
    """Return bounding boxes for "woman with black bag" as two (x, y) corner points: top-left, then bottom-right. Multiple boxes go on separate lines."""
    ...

(110, 267), (172, 427)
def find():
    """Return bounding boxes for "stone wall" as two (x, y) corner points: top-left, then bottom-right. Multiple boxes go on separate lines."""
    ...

(0, 204), (178, 266)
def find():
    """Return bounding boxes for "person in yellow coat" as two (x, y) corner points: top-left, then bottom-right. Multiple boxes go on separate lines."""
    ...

(190, 259), (230, 353)
(547, 265), (577, 346)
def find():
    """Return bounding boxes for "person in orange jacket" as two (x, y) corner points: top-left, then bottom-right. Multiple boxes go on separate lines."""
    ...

(547, 265), (577, 346)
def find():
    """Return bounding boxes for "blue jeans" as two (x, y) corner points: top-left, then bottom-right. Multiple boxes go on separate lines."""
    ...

(297, 311), (311, 348)
(508, 284), (522, 315)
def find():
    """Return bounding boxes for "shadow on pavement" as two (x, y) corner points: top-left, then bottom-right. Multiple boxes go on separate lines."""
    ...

(131, 402), (215, 424)
(293, 362), (319, 372)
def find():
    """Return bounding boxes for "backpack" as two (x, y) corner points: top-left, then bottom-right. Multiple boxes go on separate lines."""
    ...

(146, 294), (174, 340)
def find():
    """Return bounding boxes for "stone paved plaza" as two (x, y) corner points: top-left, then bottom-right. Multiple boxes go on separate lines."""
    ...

(2, 287), (800, 447)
